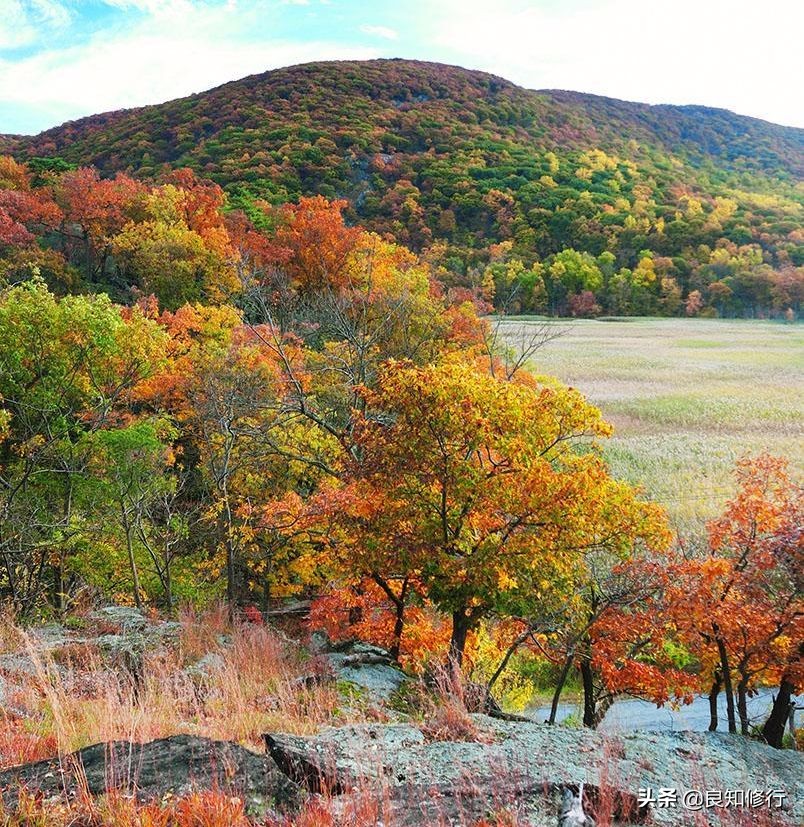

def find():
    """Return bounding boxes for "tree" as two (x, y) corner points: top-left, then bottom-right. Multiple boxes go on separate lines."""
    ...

(113, 184), (238, 309)
(338, 358), (664, 668)
(275, 196), (361, 293)
(685, 289), (703, 316)
(0, 280), (167, 613)
(54, 168), (145, 283)
(549, 249), (604, 294)
(583, 553), (696, 726)
(184, 324), (303, 608)
(85, 419), (177, 609)
(664, 455), (802, 735)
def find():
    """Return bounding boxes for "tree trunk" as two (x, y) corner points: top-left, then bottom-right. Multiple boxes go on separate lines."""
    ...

(221, 489), (237, 615)
(737, 677), (750, 735)
(708, 671), (722, 732)
(762, 677), (796, 749)
(449, 609), (471, 669)
(549, 651), (575, 724)
(580, 657), (596, 728)
(715, 633), (736, 734)
(488, 625), (531, 692)
(54, 559), (65, 615)
(2, 549), (18, 604)
(390, 596), (406, 663)
(122, 508), (142, 611)
(225, 539), (236, 614)
(371, 574), (409, 664)
(163, 546), (173, 613)
(595, 691), (616, 727)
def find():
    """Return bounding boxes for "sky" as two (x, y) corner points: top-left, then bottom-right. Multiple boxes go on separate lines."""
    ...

(1, 0), (802, 135)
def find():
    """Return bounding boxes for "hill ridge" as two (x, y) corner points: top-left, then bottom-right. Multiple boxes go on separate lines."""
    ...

(4, 58), (802, 289)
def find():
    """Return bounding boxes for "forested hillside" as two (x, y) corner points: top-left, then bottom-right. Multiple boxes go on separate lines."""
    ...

(1, 157), (800, 735)
(3, 59), (802, 317)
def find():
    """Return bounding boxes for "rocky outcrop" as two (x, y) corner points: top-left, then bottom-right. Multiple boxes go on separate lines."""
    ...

(0, 734), (301, 818)
(264, 716), (804, 826)
(1, 719), (801, 825)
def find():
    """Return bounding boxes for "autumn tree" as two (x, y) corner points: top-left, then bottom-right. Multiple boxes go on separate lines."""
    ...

(0, 279), (167, 613)
(664, 455), (802, 734)
(274, 196), (361, 293)
(113, 184), (238, 309)
(53, 168), (145, 284)
(335, 358), (664, 668)
(85, 419), (177, 609)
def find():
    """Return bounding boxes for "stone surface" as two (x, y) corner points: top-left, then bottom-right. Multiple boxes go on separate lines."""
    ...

(0, 734), (301, 818)
(185, 651), (226, 680)
(310, 633), (410, 702)
(89, 606), (148, 632)
(264, 716), (804, 826)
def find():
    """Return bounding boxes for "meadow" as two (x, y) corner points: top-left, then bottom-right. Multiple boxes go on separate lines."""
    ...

(500, 317), (804, 534)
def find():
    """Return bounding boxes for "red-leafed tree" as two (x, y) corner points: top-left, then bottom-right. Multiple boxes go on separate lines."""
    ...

(54, 168), (145, 281)
(275, 196), (361, 292)
(664, 455), (802, 735)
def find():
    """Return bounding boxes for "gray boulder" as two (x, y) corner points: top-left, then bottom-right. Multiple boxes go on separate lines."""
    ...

(264, 716), (804, 826)
(89, 606), (148, 633)
(185, 651), (226, 681)
(310, 633), (410, 702)
(0, 734), (301, 818)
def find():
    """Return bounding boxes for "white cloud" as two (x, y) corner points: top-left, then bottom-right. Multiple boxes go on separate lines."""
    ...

(360, 24), (398, 41)
(29, 0), (70, 26)
(426, 0), (804, 127)
(0, 0), (70, 48)
(0, 3), (379, 131)
(97, 0), (193, 13)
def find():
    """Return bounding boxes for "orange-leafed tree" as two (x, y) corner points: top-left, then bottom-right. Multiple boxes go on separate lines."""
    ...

(0, 156), (31, 191)
(664, 455), (802, 735)
(333, 357), (666, 669)
(53, 168), (146, 282)
(0, 188), (63, 249)
(585, 554), (698, 726)
(275, 196), (361, 293)
(112, 181), (243, 309)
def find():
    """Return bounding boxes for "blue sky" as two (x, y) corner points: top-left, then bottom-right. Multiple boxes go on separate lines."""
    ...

(1, 0), (802, 135)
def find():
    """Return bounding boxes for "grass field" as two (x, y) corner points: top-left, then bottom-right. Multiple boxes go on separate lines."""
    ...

(499, 317), (803, 535)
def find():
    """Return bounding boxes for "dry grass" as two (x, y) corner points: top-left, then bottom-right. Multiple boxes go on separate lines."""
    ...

(0, 787), (252, 826)
(0, 608), (360, 772)
(0, 606), (24, 654)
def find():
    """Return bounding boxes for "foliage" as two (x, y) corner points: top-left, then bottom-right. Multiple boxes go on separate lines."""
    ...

(661, 455), (803, 732)
(5, 59), (802, 319)
(0, 138), (799, 742)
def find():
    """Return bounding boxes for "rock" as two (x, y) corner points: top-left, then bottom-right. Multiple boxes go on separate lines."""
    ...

(0, 734), (301, 818)
(185, 651), (225, 680)
(290, 673), (335, 691)
(0, 650), (66, 681)
(560, 783), (596, 826)
(89, 606), (147, 633)
(309, 633), (410, 702)
(336, 661), (408, 700)
(263, 716), (804, 826)
(308, 630), (331, 654)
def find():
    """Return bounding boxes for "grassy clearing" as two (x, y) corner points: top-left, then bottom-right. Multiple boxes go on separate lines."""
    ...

(499, 317), (803, 534)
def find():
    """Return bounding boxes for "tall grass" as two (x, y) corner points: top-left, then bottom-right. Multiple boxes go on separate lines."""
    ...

(0, 607), (351, 772)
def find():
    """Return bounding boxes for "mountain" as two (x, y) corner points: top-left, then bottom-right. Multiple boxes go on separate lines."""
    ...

(3, 59), (803, 274)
